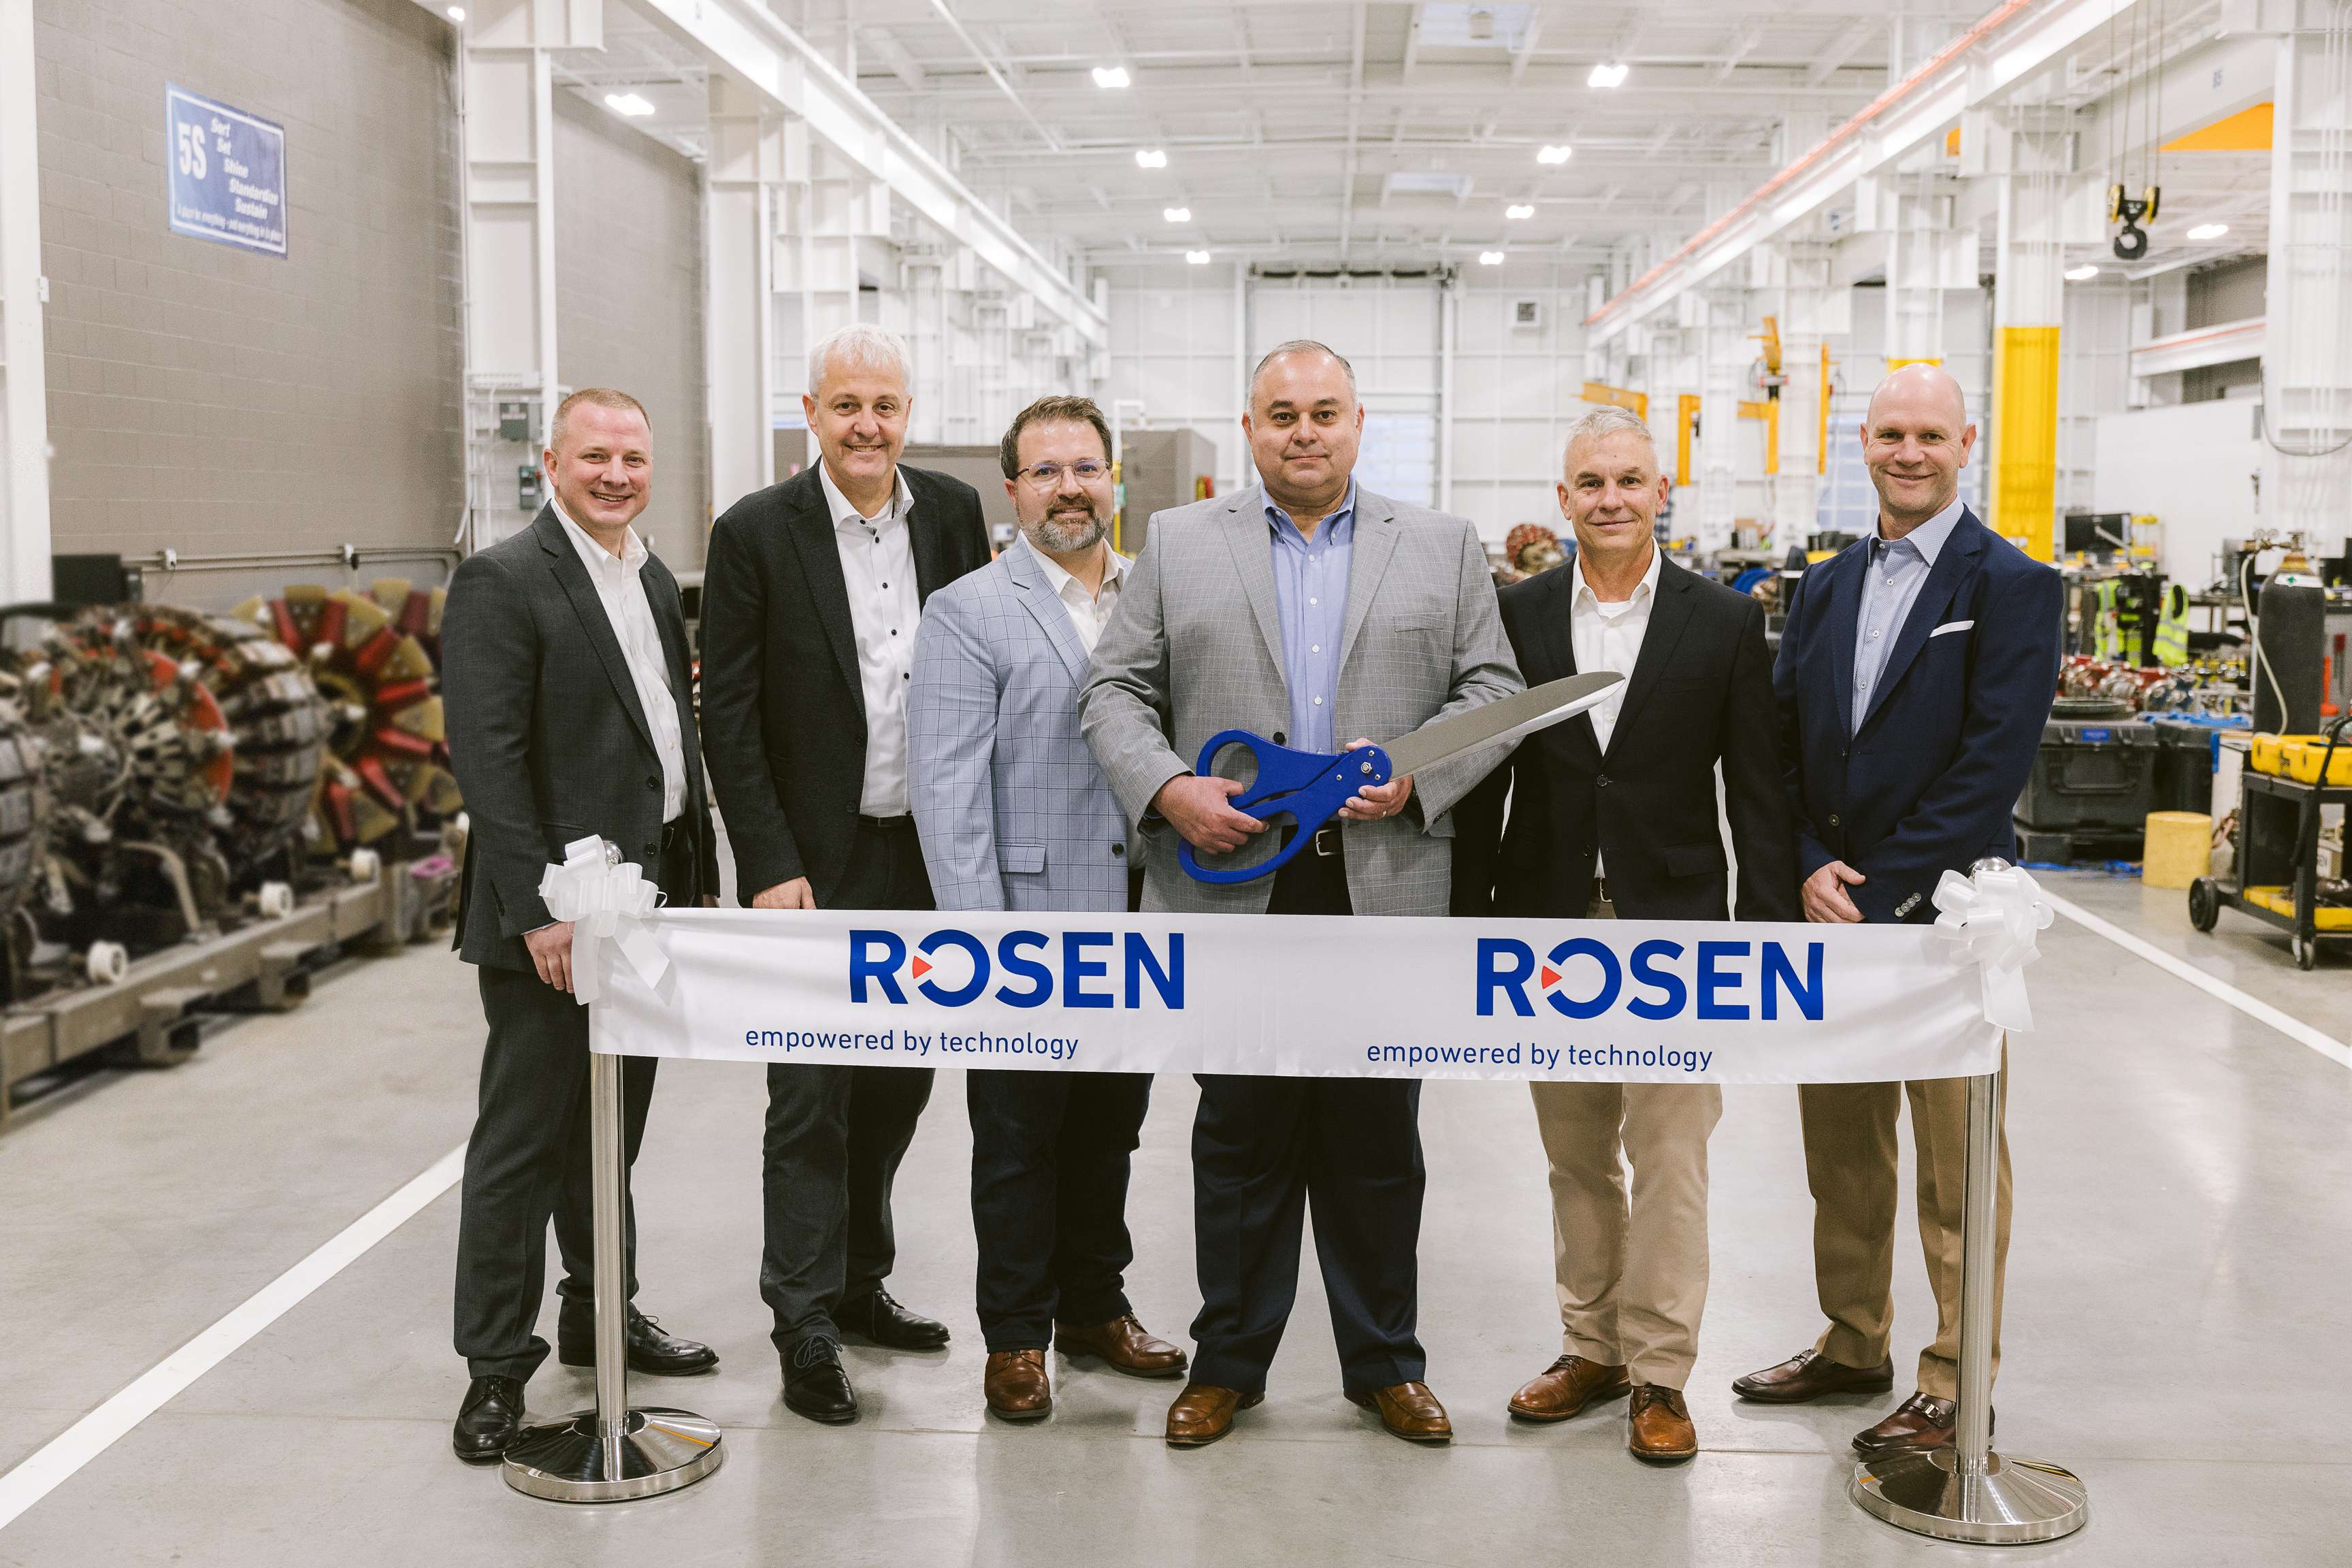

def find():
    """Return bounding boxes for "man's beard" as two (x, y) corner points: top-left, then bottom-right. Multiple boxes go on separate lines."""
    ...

(1031, 506), (1107, 555)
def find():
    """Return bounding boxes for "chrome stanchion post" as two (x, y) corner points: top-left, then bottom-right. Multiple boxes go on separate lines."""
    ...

(1850, 1035), (2088, 1544)
(503, 1047), (723, 1504)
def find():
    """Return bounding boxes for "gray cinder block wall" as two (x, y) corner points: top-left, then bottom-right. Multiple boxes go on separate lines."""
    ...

(33, 0), (466, 568)
(31, 0), (713, 582)
(552, 88), (708, 572)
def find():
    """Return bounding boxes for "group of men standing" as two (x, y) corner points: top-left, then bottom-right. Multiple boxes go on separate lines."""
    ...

(439, 323), (2059, 1471)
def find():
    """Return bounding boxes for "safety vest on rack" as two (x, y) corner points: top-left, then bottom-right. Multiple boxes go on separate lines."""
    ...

(2089, 578), (2123, 660)
(2153, 581), (2191, 667)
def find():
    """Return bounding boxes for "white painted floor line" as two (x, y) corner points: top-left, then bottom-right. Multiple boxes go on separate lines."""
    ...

(0, 1142), (468, 1534)
(2046, 892), (2352, 1072)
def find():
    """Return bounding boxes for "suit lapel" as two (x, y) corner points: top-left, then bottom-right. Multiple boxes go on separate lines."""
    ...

(1529, 566), (1603, 764)
(1004, 540), (1090, 683)
(1218, 489), (1286, 672)
(903, 468), (949, 602)
(1603, 557), (1698, 757)
(1858, 510), (1986, 734)
(1825, 543), (1865, 740)
(535, 508), (658, 761)
(647, 559), (704, 805)
(781, 475), (863, 700)
(1337, 491), (1401, 671)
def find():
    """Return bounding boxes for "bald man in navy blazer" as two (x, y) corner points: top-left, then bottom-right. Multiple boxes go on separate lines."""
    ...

(1732, 365), (2059, 1463)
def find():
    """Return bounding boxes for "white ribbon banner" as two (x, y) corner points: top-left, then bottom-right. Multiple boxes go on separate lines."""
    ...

(576, 864), (2048, 1083)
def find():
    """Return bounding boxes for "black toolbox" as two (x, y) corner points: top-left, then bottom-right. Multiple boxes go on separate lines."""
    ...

(2015, 718), (2159, 840)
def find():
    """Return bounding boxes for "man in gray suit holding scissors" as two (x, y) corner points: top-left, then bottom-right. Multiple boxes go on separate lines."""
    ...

(1081, 341), (1521, 1448)
(909, 395), (1190, 1423)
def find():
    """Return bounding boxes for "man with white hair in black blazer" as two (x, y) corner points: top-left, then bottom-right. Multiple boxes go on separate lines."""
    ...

(700, 323), (992, 1424)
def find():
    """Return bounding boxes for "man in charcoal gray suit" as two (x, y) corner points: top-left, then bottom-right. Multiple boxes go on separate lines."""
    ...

(442, 387), (719, 1466)
(1079, 340), (1522, 1449)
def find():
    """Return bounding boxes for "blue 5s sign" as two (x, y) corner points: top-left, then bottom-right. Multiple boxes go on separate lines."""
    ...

(165, 85), (287, 258)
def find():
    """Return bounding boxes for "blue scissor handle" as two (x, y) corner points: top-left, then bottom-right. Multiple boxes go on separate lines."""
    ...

(1177, 730), (1395, 885)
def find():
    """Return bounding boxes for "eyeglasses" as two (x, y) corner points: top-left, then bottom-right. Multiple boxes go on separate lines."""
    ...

(1015, 459), (1111, 489)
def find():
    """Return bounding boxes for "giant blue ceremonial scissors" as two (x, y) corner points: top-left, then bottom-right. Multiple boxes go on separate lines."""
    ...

(1179, 670), (1625, 885)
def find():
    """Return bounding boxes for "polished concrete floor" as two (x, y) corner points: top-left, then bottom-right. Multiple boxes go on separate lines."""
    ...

(1, 868), (2347, 1566)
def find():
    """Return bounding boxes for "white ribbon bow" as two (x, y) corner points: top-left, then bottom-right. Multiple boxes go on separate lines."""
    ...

(538, 836), (670, 1005)
(1931, 862), (2053, 1032)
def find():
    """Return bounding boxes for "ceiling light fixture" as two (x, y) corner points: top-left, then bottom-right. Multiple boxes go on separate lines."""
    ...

(1135, 148), (1167, 169)
(1163, 206), (1191, 223)
(1186, 250), (1211, 265)
(2064, 263), (2100, 281)
(1479, 250), (1505, 265)
(1536, 144), (1572, 165)
(1091, 65), (1130, 89)
(604, 93), (655, 118)
(445, 5), (465, 18)
(1506, 203), (1534, 220)
(1588, 62), (1629, 88)
(2187, 222), (2230, 240)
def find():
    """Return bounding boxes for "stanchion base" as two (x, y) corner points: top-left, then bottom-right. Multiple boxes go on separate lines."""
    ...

(502, 1407), (723, 1504)
(1850, 1448), (2088, 1544)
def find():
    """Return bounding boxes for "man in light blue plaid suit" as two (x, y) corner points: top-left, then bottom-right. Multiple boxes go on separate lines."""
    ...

(909, 395), (1191, 1423)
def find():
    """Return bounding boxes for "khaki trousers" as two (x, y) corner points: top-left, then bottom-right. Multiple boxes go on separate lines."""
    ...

(1797, 1049), (2010, 1402)
(1529, 894), (1722, 1390)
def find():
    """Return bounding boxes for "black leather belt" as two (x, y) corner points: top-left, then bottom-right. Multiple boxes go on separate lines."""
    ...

(1311, 823), (1343, 858)
(858, 814), (917, 832)
(661, 817), (687, 851)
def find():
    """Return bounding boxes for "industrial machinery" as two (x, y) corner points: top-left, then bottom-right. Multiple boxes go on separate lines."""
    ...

(231, 580), (460, 858)
(0, 605), (332, 981)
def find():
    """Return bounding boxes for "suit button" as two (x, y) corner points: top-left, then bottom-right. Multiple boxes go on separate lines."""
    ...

(646, 775), (659, 791)
(643, 843), (658, 860)
(1597, 774), (1612, 788)
(1111, 843), (1126, 858)
(1829, 813), (1842, 827)
(1273, 731), (1287, 745)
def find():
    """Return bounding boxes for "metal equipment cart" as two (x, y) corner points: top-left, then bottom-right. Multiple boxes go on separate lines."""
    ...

(2189, 721), (2352, 970)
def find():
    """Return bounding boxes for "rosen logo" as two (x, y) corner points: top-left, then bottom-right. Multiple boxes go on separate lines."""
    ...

(1477, 937), (1823, 1022)
(850, 928), (1185, 1011)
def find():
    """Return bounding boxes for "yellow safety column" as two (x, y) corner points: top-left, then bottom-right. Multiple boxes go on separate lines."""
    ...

(1984, 109), (2074, 563)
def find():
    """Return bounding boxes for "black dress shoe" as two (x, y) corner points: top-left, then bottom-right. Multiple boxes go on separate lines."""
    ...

(452, 1375), (525, 1464)
(783, 1338), (859, 1424)
(558, 1306), (719, 1376)
(837, 1286), (949, 1350)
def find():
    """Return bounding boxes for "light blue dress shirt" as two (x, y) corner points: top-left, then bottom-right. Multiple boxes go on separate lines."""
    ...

(1267, 483), (1356, 753)
(1851, 497), (1965, 731)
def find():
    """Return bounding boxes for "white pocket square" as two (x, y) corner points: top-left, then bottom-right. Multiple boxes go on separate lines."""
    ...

(1929, 619), (1976, 639)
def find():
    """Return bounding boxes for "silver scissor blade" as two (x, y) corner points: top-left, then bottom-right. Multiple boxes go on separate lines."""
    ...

(1377, 670), (1625, 778)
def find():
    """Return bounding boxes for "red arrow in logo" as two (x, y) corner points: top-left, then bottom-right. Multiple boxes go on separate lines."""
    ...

(911, 954), (932, 979)
(1540, 966), (1561, 987)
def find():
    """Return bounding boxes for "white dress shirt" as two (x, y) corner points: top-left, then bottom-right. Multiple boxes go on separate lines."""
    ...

(1022, 532), (1126, 654)
(1568, 542), (1663, 877)
(551, 500), (687, 821)
(820, 462), (921, 817)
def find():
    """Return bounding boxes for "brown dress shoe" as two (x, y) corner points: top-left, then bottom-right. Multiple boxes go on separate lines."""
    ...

(1056, 1313), (1189, 1378)
(1627, 1384), (1698, 1464)
(1508, 1354), (1632, 1422)
(1852, 1392), (1989, 1457)
(984, 1349), (1051, 1420)
(1731, 1348), (1896, 1404)
(1345, 1382), (1452, 1444)
(1164, 1382), (1262, 1448)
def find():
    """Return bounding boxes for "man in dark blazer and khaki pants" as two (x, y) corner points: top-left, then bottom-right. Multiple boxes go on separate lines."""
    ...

(1733, 363), (2061, 1460)
(1455, 405), (1797, 1464)
(700, 323), (992, 1424)
(442, 387), (720, 1465)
